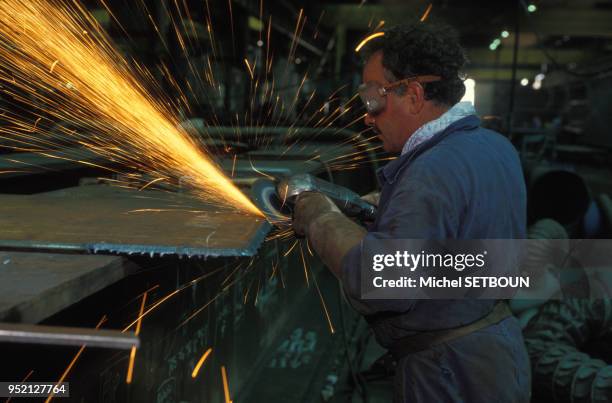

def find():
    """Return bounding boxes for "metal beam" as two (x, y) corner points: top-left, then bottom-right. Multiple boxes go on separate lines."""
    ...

(323, 4), (612, 39)
(0, 322), (138, 349)
(522, 8), (612, 37)
(466, 48), (590, 67)
(323, 4), (423, 30)
(465, 68), (539, 81)
(465, 48), (597, 80)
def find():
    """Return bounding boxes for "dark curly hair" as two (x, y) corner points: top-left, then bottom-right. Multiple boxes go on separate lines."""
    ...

(362, 22), (468, 106)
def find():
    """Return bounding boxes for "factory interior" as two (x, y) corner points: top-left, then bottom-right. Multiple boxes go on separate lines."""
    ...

(0, 0), (612, 402)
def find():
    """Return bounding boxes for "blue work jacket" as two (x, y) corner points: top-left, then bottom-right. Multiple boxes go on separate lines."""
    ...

(341, 115), (531, 402)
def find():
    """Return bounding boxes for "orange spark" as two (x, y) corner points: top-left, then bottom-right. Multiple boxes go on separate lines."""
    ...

(123, 266), (226, 333)
(126, 292), (147, 384)
(123, 290), (179, 332)
(299, 242), (310, 287)
(227, 0), (235, 55)
(420, 3), (433, 22)
(5, 370), (34, 403)
(0, 0), (262, 216)
(306, 238), (314, 256)
(178, 292), (221, 328)
(221, 366), (233, 403)
(288, 8), (305, 62)
(355, 32), (384, 52)
(191, 347), (213, 378)
(45, 315), (107, 403)
(283, 239), (299, 257)
(126, 347), (137, 384)
(49, 60), (59, 74)
(138, 177), (167, 191)
(244, 58), (254, 80)
(248, 157), (275, 180)
(310, 265), (335, 334)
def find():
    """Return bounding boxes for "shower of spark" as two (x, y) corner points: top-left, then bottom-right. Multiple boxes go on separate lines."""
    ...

(122, 266), (226, 332)
(0, 0), (384, 396)
(154, 0), (374, 171)
(0, 0), (262, 216)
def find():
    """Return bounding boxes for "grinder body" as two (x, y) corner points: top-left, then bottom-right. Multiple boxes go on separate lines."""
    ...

(276, 174), (377, 221)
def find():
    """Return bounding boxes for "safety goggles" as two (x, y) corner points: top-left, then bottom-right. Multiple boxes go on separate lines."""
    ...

(358, 75), (442, 116)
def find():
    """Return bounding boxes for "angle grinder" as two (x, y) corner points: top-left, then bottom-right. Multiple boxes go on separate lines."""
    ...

(250, 173), (377, 224)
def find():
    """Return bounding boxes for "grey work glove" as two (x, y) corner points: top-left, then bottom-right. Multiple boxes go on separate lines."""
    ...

(361, 191), (380, 207)
(292, 191), (341, 237)
(293, 191), (366, 279)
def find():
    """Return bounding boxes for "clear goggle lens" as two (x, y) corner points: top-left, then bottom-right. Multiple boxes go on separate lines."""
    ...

(358, 82), (386, 116)
(358, 76), (443, 116)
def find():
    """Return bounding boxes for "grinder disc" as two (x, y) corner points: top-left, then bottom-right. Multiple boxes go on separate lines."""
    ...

(250, 179), (292, 224)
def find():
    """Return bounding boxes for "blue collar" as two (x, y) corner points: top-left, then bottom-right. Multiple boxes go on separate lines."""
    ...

(402, 102), (476, 156)
(377, 114), (481, 185)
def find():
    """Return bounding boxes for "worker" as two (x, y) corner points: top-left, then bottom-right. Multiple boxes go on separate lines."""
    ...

(292, 23), (531, 402)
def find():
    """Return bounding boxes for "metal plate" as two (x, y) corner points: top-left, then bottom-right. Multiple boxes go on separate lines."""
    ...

(0, 185), (271, 257)
(0, 251), (127, 323)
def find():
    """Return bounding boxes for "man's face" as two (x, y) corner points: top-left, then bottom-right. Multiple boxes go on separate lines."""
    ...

(361, 52), (414, 153)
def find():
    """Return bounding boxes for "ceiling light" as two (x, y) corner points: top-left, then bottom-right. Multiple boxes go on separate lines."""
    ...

(527, 4), (537, 13)
(461, 78), (476, 105)
(520, 78), (529, 86)
(489, 38), (501, 50)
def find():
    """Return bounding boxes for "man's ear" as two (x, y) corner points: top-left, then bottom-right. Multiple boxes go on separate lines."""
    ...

(405, 81), (426, 114)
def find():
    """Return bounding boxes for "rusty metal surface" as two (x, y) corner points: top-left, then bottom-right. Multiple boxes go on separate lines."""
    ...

(0, 185), (270, 257)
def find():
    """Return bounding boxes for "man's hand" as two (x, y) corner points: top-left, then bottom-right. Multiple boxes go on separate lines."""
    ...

(361, 191), (380, 207)
(292, 191), (366, 279)
(292, 191), (340, 237)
